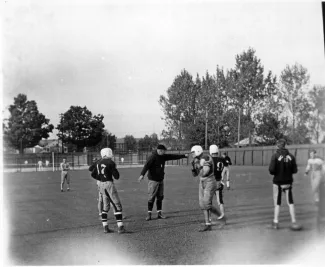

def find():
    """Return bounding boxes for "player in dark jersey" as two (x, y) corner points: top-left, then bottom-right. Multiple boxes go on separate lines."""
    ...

(222, 152), (232, 190)
(138, 144), (188, 221)
(89, 148), (126, 234)
(269, 139), (302, 231)
(209, 145), (226, 221)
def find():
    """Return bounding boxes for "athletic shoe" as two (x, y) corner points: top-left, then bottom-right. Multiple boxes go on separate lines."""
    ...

(67, 188), (70, 192)
(227, 186), (230, 190)
(199, 224), (212, 232)
(290, 223), (303, 231)
(118, 226), (126, 234)
(271, 222), (279, 230)
(145, 213), (152, 221)
(157, 212), (166, 219)
(61, 189), (63, 192)
(104, 225), (112, 233)
(217, 215), (227, 225)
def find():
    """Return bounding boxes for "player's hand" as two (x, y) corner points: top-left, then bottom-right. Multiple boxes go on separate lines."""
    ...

(138, 175), (144, 182)
(200, 158), (206, 166)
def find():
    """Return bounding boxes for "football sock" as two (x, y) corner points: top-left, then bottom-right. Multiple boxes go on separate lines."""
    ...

(101, 210), (108, 226)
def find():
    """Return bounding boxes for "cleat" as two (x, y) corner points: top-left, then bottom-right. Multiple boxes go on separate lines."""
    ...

(104, 225), (112, 233)
(145, 214), (152, 221)
(227, 186), (230, 190)
(118, 225), (126, 234)
(157, 212), (166, 219)
(217, 215), (227, 225)
(61, 189), (63, 192)
(271, 222), (279, 230)
(199, 224), (212, 232)
(67, 188), (70, 191)
(290, 223), (303, 231)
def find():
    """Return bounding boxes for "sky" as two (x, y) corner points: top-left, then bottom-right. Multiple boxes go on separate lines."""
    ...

(2, 0), (325, 139)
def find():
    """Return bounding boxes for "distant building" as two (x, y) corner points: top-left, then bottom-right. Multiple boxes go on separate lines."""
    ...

(39, 139), (68, 153)
(115, 138), (142, 152)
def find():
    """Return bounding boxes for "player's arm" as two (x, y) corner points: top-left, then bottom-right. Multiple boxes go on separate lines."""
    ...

(111, 162), (120, 180)
(227, 156), (232, 165)
(291, 155), (298, 174)
(269, 154), (277, 175)
(164, 153), (188, 161)
(305, 159), (311, 175)
(139, 155), (155, 181)
(60, 163), (63, 171)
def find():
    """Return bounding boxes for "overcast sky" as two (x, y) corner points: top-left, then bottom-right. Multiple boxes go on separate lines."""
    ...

(2, 0), (325, 138)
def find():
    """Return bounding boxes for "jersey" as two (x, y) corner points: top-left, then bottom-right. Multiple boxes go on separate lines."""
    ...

(212, 156), (226, 181)
(306, 158), (324, 173)
(60, 162), (70, 172)
(93, 158), (119, 182)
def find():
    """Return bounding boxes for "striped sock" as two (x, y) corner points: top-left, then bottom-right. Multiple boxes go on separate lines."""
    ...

(101, 211), (108, 227)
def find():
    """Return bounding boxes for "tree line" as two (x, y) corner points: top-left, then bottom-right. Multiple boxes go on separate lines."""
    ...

(2, 95), (160, 154)
(159, 47), (325, 149)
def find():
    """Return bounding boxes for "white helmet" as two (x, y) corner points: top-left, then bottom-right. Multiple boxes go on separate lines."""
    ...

(209, 144), (219, 154)
(100, 148), (113, 158)
(191, 145), (203, 157)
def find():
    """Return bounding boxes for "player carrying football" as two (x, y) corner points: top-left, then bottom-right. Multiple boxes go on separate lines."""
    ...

(191, 145), (221, 232)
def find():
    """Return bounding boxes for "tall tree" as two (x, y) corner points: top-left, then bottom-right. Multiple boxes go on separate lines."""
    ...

(159, 69), (199, 147)
(3, 94), (54, 154)
(124, 135), (137, 151)
(308, 85), (325, 143)
(255, 112), (284, 145)
(57, 106), (105, 152)
(90, 129), (117, 152)
(230, 48), (277, 146)
(138, 133), (159, 151)
(279, 63), (312, 144)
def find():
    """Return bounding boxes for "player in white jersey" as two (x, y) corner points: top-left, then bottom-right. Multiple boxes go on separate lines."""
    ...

(60, 158), (70, 192)
(305, 150), (325, 204)
(305, 150), (325, 233)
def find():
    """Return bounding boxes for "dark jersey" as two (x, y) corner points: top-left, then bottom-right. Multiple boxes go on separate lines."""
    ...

(140, 151), (187, 182)
(88, 158), (119, 182)
(212, 156), (226, 181)
(223, 156), (232, 167)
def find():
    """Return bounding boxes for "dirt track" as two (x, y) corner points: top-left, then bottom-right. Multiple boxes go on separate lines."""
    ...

(3, 166), (325, 265)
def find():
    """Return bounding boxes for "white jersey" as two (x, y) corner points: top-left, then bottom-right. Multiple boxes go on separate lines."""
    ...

(306, 158), (324, 173)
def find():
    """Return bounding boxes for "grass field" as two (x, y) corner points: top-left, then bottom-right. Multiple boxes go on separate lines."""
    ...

(3, 165), (325, 265)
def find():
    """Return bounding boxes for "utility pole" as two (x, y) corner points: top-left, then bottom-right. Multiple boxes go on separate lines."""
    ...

(205, 108), (208, 150)
(237, 107), (241, 148)
(59, 113), (64, 153)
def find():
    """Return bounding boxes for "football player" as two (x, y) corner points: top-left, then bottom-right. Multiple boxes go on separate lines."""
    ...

(222, 152), (232, 190)
(191, 145), (221, 232)
(89, 148), (126, 234)
(209, 145), (226, 221)
(269, 139), (302, 231)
